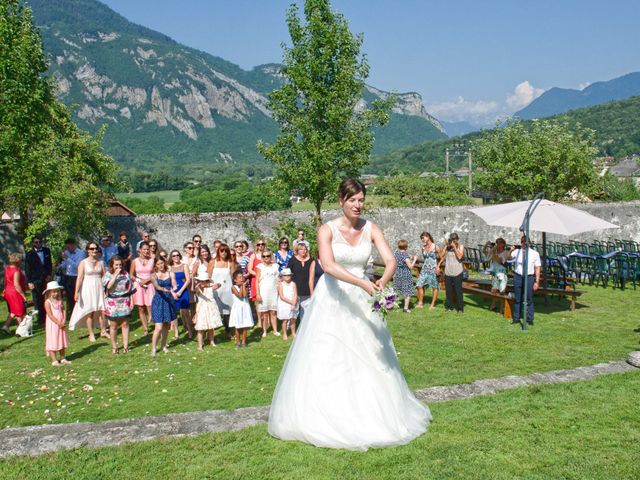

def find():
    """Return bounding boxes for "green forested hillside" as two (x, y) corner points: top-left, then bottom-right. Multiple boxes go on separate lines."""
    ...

(27, 0), (446, 182)
(373, 95), (640, 174)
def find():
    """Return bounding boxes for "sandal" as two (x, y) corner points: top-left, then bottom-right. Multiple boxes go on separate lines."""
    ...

(403, 309), (412, 313)
(112, 347), (119, 355)
(2, 326), (11, 335)
(415, 303), (424, 309)
(51, 360), (61, 366)
(60, 359), (71, 365)
(123, 348), (130, 354)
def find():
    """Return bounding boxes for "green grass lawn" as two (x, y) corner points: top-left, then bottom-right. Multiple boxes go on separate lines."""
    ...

(116, 190), (182, 207)
(2, 371), (638, 479)
(1, 284), (638, 430)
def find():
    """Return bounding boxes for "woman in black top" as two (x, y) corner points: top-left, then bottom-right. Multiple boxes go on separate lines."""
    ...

(288, 243), (312, 319)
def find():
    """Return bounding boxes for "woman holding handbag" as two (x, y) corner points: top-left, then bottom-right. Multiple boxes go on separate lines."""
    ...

(103, 256), (135, 353)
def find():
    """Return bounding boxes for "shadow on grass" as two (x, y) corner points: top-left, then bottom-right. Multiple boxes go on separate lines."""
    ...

(0, 329), (43, 353)
(67, 341), (108, 361)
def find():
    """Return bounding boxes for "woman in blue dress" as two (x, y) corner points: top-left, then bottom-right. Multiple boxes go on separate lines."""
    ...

(416, 232), (441, 310)
(275, 237), (293, 272)
(150, 257), (178, 355)
(393, 239), (417, 313)
(169, 250), (193, 339)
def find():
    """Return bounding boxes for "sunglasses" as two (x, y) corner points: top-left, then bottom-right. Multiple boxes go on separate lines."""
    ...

(194, 240), (201, 243)
(263, 254), (272, 258)
(234, 245), (243, 248)
(172, 254), (181, 258)
(87, 247), (98, 251)
(186, 246), (194, 250)
(149, 244), (157, 248)
(280, 242), (289, 245)
(256, 243), (265, 246)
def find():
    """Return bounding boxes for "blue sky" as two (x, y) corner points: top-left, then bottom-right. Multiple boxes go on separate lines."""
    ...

(101, 0), (640, 125)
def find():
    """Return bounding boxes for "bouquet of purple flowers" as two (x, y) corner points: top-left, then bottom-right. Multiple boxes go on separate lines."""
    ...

(370, 287), (398, 320)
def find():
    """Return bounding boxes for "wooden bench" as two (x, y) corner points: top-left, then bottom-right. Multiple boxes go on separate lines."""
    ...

(534, 287), (585, 311)
(462, 284), (514, 319)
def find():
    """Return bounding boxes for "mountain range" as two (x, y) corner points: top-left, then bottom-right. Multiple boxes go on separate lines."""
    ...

(27, 0), (446, 177)
(515, 71), (640, 120)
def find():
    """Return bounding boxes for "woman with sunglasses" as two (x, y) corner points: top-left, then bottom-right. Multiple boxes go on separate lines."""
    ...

(211, 243), (234, 339)
(148, 240), (159, 259)
(69, 242), (107, 341)
(275, 237), (293, 272)
(169, 250), (193, 339)
(130, 241), (155, 335)
(246, 239), (266, 305)
(192, 234), (203, 260)
(183, 241), (198, 318)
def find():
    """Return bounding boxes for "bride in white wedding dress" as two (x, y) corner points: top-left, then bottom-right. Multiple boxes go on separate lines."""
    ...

(268, 178), (431, 451)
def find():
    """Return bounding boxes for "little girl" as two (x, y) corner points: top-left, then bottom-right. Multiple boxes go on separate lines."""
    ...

(193, 273), (223, 351)
(255, 248), (280, 337)
(229, 269), (254, 348)
(43, 281), (70, 366)
(150, 257), (178, 356)
(277, 268), (298, 341)
(393, 239), (417, 313)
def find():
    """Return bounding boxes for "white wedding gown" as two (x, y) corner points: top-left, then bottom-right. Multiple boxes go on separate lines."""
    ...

(268, 220), (431, 451)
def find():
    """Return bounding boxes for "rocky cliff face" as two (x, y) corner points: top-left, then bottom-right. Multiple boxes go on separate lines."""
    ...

(30, 0), (446, 173)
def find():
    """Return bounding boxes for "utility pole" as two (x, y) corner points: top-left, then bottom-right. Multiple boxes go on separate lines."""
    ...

(445, 148), (450, 175)
(468, 150), (472, 195)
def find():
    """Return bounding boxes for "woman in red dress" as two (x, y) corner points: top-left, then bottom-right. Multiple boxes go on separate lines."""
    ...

(3, 253), (28, 334)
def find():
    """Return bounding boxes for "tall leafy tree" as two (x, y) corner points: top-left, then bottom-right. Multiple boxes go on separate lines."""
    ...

(0, 0), (119, 251)
(258, 0), (393, 223)
(472, 119), (599, 201)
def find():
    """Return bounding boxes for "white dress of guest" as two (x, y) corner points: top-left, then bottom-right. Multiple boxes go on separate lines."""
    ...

(228, 285), (254, 328)
(277, 282), (299, 320)
(211, 261), (233, 315)
(69, 260), (106, 330)
(194, 286), (223, 330)
(257, 263), (279, 312)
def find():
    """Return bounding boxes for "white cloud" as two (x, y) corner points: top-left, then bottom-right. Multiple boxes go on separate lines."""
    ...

(505, 81), (545, 110)
(426, 96), (499, 123)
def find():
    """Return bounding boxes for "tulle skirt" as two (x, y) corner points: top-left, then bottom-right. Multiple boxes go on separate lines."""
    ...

(268, 273), (431, 451)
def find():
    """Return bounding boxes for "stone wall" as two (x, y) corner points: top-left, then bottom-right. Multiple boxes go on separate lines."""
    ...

(107, 201), (640, 256)
(2, 201), (639, 265)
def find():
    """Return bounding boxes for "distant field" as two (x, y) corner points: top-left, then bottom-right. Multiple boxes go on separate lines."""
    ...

(116, 190), (181, 207)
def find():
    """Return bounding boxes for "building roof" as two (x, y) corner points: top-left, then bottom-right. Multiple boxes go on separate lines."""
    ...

(106, 199), (136, 217)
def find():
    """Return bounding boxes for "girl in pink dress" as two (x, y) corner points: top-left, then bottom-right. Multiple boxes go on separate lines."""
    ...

(130, 241), (155, 335)
(43, 281), (70, 366)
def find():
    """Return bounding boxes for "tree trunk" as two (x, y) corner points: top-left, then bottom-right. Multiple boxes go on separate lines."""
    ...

(314, 199), (323, 227)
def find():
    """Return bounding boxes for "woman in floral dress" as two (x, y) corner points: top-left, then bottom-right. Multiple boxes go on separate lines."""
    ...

(416, 232), (441, 310)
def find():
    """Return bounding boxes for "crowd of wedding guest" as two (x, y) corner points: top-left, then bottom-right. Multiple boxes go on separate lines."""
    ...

(1, 229), (320, 363)
(2, 227), (537, 365)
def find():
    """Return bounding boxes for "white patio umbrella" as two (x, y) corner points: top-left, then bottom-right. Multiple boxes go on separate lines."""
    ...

(469, 199), (619, 236)
(469, 195), (619, 330)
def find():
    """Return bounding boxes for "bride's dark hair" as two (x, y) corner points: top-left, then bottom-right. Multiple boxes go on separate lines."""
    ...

(338, 177), (366, 201)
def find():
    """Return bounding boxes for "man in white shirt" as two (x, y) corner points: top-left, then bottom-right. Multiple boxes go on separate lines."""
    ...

(510, 236), (541, 326)
(61, 238), (86, 314)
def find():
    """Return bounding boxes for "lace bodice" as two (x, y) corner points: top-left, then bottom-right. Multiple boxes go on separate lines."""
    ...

(327, 220), (372, 277)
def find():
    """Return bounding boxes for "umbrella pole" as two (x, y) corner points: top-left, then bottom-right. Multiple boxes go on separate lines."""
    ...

(520, 193), (545, 332)
(542, 232), (548, 293)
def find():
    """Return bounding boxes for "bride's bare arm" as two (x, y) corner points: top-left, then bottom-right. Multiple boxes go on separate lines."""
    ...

(317, 224), (377, 294)
(370, 223), (396, 288)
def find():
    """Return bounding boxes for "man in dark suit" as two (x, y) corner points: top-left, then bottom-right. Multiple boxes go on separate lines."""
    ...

(25, 235), (52, 325)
